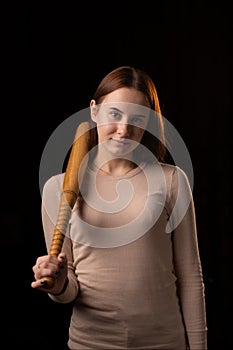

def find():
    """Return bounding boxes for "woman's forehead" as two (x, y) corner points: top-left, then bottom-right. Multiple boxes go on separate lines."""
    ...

(101, 87), (150, 107)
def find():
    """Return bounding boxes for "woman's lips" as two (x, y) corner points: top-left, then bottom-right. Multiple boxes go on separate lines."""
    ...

(111, 138), (130, 145)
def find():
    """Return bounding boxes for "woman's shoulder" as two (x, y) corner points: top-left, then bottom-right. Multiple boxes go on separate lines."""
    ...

(159, 162), (188, 179)
(145, 161), (188, 179)
(42, 173), (65, 196)
(158, 162), (193, 201)
(157, 162), (178, 178)
(157, 162), (191, 193)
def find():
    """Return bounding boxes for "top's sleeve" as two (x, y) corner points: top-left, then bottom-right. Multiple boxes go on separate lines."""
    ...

(41, 175), (79, 303)
(169, 166), (208, 350)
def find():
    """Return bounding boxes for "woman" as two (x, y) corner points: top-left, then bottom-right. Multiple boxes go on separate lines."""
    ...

(31, 66), (208, 349)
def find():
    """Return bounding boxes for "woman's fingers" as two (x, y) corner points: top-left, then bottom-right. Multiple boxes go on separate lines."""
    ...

(31, 279), (47, 289)
(31, 253), (68, 294)
(57, 253), (67, 272)
(32, 254), (67, 281)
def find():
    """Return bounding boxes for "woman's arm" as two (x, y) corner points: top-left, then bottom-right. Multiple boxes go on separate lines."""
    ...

(170, 167), (208, 350)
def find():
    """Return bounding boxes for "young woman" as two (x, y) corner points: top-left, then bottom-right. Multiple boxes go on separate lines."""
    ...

(31, 66), (208, 349)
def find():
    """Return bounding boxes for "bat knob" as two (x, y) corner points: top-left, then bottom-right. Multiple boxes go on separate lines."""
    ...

(42, 276), (55, 289)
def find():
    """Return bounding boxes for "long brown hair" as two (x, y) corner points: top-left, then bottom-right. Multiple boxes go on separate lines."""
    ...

(89, 66), (166, 162)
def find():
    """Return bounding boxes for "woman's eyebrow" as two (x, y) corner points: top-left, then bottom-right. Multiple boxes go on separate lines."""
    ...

(131, 114), (147, 118)
(109, 107), (123, 113)
(109, 107), (147, 118)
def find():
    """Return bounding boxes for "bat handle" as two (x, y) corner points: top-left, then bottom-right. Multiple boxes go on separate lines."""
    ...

(42, 229), (65, 289)
(42, 194), (73, 289)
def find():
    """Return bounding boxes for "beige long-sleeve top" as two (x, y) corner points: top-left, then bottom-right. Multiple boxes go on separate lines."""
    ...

(41, 161), (208, 350)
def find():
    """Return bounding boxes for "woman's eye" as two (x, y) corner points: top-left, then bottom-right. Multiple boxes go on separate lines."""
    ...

(131, 116), (145, 126)
(110, 111), (121, 120)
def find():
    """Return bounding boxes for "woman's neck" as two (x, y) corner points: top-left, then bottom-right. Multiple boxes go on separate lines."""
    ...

(93, 156), (137, 176)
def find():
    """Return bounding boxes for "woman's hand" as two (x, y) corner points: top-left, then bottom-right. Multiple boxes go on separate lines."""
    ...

(31, 253), (68, 295)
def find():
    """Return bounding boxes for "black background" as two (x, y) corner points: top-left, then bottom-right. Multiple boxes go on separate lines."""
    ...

(2, 1), (232, 349)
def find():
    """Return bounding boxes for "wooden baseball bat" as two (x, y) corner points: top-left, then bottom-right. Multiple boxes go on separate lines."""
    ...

(43, 121), (91, 289)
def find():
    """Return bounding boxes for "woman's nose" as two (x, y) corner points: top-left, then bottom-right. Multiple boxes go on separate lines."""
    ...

(117, 122), (130, 137)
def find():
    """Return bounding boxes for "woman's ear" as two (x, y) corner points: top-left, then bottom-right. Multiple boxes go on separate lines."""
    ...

(90, 99), (98, 122)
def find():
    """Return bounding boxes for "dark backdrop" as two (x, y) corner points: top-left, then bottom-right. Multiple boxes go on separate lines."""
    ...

(2, 2), (232, 349)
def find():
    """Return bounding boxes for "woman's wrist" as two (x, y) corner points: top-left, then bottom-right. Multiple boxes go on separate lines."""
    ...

(49, 277), (69, 296)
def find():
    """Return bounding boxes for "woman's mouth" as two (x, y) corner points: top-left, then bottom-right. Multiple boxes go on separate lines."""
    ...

(111, 138), (130, 145)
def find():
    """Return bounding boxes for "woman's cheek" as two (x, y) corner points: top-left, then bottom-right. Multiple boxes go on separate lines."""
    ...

(97, 124), (116, 138)
(132, 126), (145, 143)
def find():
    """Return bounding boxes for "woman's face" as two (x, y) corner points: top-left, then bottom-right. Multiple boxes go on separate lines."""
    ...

(90, 88), (151, 157)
